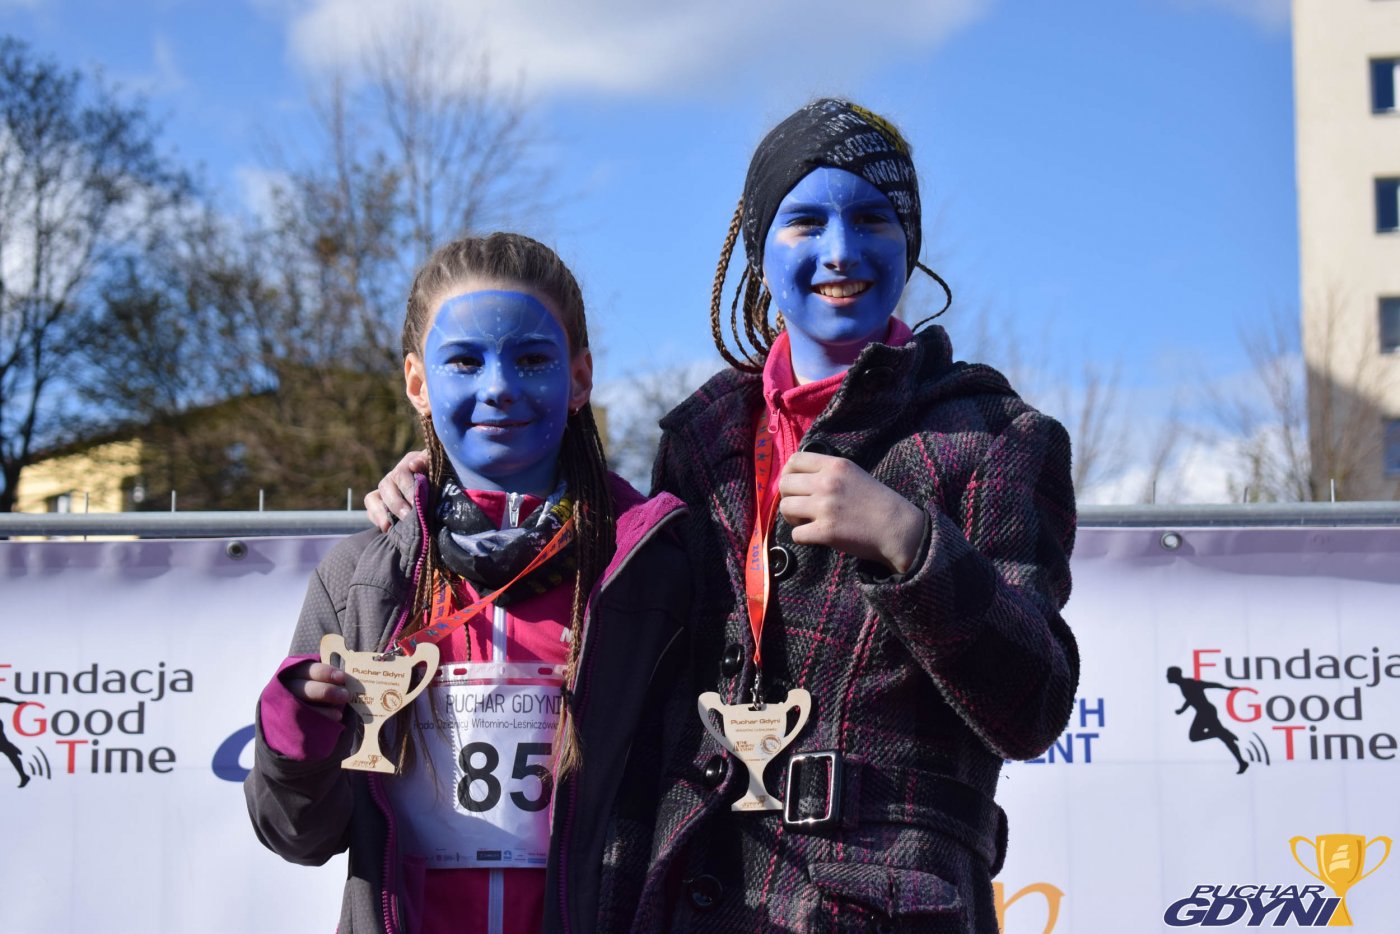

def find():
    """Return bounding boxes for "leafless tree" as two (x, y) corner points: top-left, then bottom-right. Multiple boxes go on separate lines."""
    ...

(596, 360), (717, 489)
(1203, 294), (1398, 502)
(61, 24), (554, 509)
(1137, 398), (1186, 503)
(263, 21), (551, 376)
(0, 37), (192, 511)
(952, 304), (1141, 498)
(1203, 305), (1313, 502)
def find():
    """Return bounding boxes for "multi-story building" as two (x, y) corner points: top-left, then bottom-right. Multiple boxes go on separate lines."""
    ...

(1293, 0), (1400, 499)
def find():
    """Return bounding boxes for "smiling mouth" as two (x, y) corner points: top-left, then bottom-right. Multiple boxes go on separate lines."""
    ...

(813, 280), (872, 300)
(472, 420), (530, 431)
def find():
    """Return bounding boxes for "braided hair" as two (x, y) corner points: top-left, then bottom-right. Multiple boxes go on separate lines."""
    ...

(402, 232), (616, 779)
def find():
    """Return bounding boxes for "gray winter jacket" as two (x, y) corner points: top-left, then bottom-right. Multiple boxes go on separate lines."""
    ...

(244, 475), (689, 933)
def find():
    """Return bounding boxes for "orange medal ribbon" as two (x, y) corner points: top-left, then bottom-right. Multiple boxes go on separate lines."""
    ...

(743, 410), (782, 674)
(380, 517), (575, 659)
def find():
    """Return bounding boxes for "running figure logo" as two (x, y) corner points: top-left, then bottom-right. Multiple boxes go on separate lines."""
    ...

(1166, 667), (1255, 774)
(0, 697), (32, 788)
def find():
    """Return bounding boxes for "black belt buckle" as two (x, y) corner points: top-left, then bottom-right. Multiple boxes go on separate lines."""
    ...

(783, 750), (842, 830)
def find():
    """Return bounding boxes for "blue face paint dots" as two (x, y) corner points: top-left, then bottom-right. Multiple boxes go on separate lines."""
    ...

(762, 167), (907, 382)
(422, 290), (575, 494)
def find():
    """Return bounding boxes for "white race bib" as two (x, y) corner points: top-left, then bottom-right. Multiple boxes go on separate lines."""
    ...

(388, 661), (563, 869)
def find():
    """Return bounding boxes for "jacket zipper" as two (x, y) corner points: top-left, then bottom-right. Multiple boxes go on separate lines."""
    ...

(486, 494), (522, 934)
(555, 503), (687, 934)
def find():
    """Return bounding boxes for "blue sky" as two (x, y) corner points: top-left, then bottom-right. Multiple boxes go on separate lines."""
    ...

(1, 0), (1299, 498)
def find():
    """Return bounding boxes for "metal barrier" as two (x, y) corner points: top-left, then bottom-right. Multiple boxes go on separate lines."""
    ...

(2, 501), (1399, 538)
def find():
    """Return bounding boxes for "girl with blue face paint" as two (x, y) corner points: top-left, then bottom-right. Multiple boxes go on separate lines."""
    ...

(761, 166), (910, 382)
(634, 100), (1080, 933)
(247, 234), (692, 934)
(412, 287), (587, 496)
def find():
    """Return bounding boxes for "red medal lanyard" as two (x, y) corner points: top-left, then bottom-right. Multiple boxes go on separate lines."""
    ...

(743, 409), (781, 682)
(379, 517), (575, 659)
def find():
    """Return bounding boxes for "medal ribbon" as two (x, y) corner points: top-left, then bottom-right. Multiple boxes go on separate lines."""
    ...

(379, 518), (575, 659)
(743, 410), (782, 672)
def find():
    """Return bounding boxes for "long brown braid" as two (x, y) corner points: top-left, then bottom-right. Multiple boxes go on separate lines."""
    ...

(709, 197), (777, 373)
(400, 232), (617, 780)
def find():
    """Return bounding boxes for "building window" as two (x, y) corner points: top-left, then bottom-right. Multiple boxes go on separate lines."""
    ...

(1374, 58), (1399, 113)
(1379, 178), (1400, 233)
(1387, 420), (1400, 476)
(45, 492), (73, 513)
(1383, 298), (1400, 353)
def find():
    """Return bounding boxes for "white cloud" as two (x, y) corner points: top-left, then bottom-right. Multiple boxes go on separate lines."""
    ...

(109, 34), (187, 98)
(1168, 0), (1290, 31)
(1083, 433), (1250, 506)
(283, 0), (992, 96)
(148, 35), (187, 95)
(233, 165), (290, 224)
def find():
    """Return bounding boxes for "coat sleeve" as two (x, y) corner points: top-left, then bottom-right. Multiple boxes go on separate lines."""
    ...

(858, 410), (1079, 761)
(243, 560), (358, 866)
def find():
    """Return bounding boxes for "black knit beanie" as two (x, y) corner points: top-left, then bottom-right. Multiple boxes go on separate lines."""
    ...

(741, 99), (922, 278)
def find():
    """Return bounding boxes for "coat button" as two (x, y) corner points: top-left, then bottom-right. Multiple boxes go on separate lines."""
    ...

(860, 365), (894, 388)
(721, 644), (744, 677)
(873, 920), (895, 934)
(703, 755), (726, 787)
(768, 544), (793, 581)
(686, 874), (723, 911)
(799, 439), (836, 457)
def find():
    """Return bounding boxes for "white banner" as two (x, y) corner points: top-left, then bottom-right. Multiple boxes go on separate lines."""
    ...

(0, 536), (344, 934)
(2, 527), (1397, 933)
(997, 527), (1400, 934)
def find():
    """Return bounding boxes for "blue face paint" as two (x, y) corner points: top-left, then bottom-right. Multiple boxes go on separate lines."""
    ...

(423, 290), (574, 494)
(762, 167), (907, 382)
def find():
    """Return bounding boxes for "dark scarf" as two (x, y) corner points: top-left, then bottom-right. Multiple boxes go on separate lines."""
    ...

(435, 478), (577, 606)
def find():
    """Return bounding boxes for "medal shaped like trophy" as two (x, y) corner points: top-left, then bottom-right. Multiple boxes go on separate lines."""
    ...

(697, 689), (811, 812)
(321, 634), (439, 774)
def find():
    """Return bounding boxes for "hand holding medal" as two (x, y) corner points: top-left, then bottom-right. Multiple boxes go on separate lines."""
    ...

(320, 634), (439, 774)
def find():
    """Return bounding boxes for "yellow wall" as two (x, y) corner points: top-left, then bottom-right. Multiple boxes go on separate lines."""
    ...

(13, 439), (143, 513)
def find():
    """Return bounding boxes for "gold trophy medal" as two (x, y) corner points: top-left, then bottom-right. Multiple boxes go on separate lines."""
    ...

(1289, 833), (1392, 926)
(697, 689), (811, 812)
(320, 633), (439, 774)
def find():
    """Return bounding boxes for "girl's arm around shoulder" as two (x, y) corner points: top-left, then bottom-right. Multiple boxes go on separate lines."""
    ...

(857, 409), (1078, 761)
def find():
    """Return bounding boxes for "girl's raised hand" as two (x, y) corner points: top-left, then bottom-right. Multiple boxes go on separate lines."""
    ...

(364, 449), (430, 531)
(777, 452), (926, 574)
(284, 661), (352, 722)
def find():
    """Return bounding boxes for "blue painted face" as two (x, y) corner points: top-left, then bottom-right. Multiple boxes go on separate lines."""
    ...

(421, 290), (575, 494)
(762, 167), (908, 382)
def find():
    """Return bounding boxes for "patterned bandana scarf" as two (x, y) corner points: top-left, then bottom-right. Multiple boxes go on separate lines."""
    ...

(435, 478), (578, 605)
(741, 98), (922, 277)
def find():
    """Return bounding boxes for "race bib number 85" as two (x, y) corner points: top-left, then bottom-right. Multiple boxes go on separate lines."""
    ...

(458, 739), (552, 813)
(390, 666), (563, 869)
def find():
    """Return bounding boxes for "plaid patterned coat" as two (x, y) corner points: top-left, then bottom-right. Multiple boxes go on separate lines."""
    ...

(611, 325), (1078, 934)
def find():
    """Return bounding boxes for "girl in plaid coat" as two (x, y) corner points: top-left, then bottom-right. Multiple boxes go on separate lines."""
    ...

(602, 99), (1080, 934)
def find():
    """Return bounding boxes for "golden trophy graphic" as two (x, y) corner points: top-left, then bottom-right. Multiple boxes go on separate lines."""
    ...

(1289, 834), (1392, 927)
(697, 689), (811, 811)
(320, 634), (439, 774)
